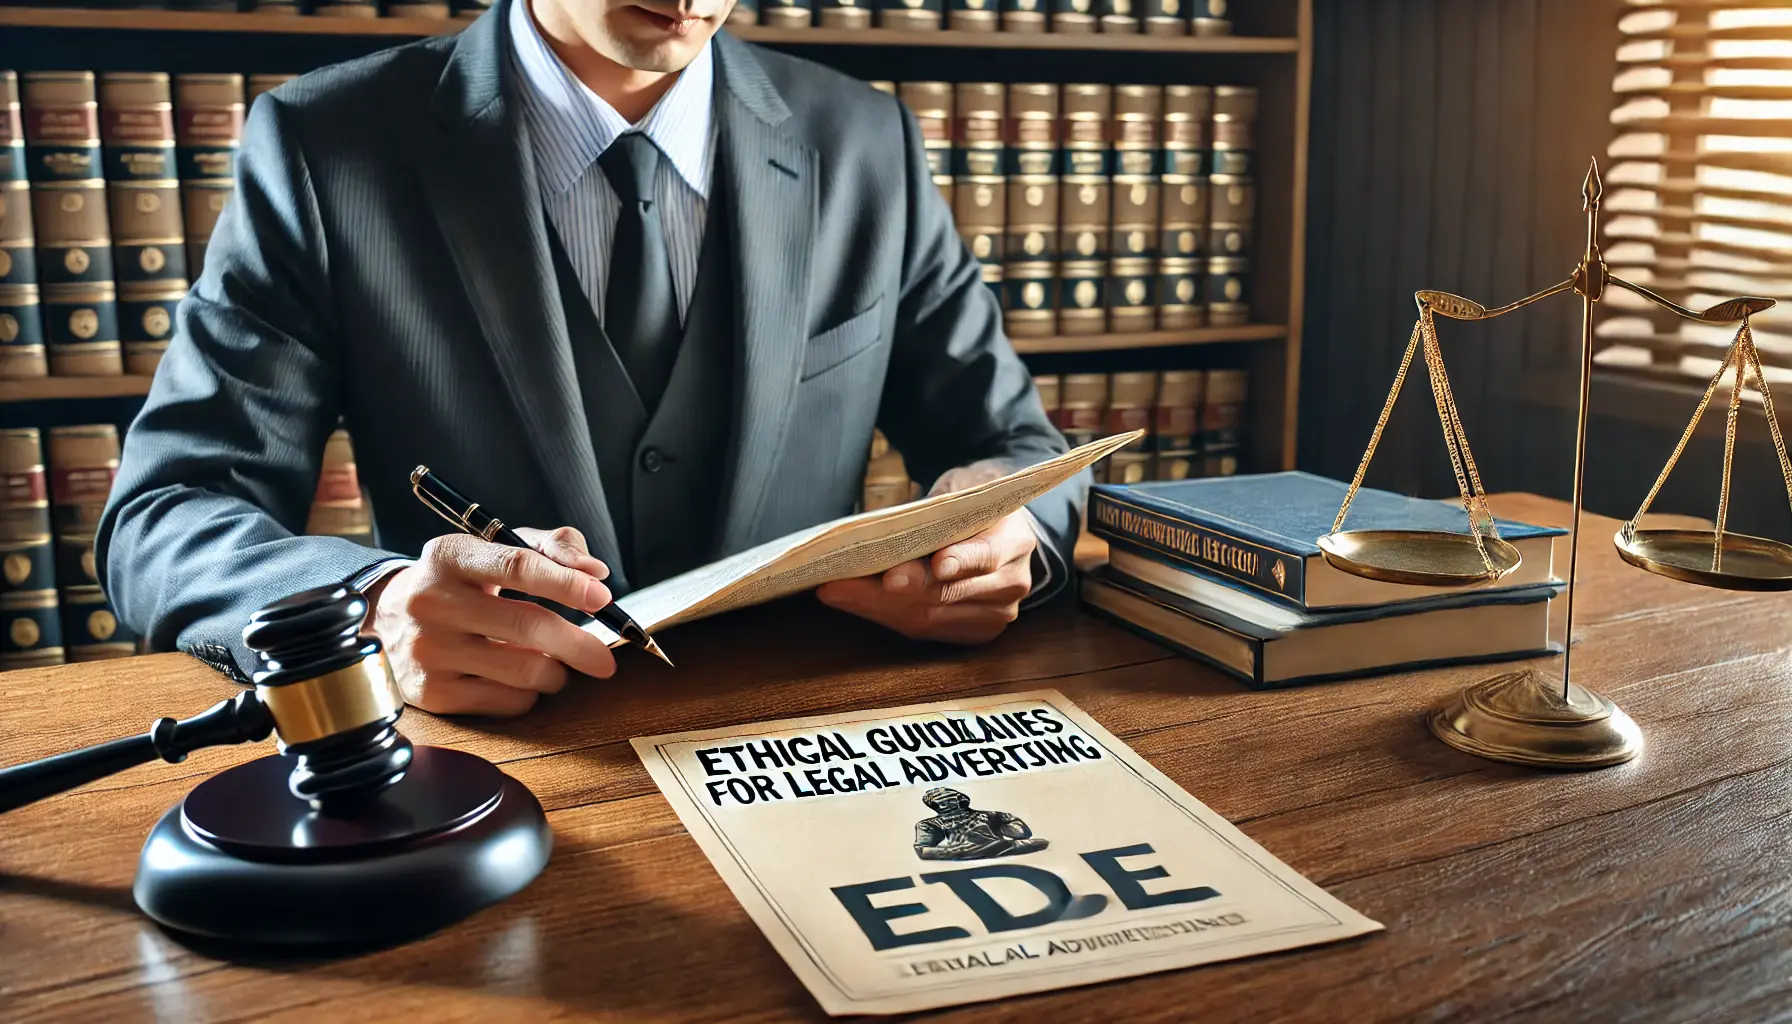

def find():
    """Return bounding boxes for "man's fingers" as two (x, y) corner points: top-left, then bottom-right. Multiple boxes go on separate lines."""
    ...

(405, 672), (542, 718)
(935, 563), (1032, 606)
(515, 525), (611, 581)
(424, 534), (609, 611)
(933, 516), (1034, 581)
(412, 631), (570, 694)
(422, 586), (617, 680)
(881, 559), (933, 596)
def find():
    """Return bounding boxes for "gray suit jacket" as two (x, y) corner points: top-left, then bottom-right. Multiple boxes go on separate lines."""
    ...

(96, 0), (1086, 680)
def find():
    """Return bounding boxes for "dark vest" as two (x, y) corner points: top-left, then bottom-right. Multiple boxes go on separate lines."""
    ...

(545, 190), (735, 594)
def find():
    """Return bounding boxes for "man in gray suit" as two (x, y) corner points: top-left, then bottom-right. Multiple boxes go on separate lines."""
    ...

(97, 0), (1085, 716)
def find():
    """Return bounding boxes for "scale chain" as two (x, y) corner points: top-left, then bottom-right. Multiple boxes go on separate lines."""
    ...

(1740, 326), (1792, 517)
(1715, 326), (1748, 573)
(1330, 316), (1425, 535)
(1420, 313), (1498, 571)
(1624, 326), (1738, 533)
(1423, 314), (1499, 538)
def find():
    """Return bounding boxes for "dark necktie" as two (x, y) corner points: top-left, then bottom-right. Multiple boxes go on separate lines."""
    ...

(598, 132), (680, 412)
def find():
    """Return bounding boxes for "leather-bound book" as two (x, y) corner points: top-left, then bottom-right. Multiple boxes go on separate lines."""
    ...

(1161, 84), (1211, 176)
(1050, 0), (1095, 33)
(305, 429), (375, 546)
(0, 428), (64, 670)
(116, 281), (183, 376)
(762, 0), (813, 28)
(1003, 84), (1057, 338)
(1142, 0), (1185, 35)
(1001, 0), (1044, 32)
(861, 431), (917, 512)
(726, 0), (759, 26)
(1058, 372), (1107, 451)
(1190, 0), (1229, 36)
(1058, 85), (1109, 310)
(948, 0), (997, 32)
(1159, 84), (1210, 323)
(24, 73), (122, 377)
(1098, 0), (1138, 33)
(1211, 85), (1255, 175)
(1199, 368), (1246, 476)
(878, 0), (942, 30)
(1104, 371), (1157, 483)
(99, 72), (188, 309)
(953, 84), (1005, 279)
(1150, 368), (1203, 480)
(819, 0), (871, 29)
(1033, 373), (1062, 425)
(0, 284), (45, 379)
(175, 74), (243, 279)
(46, 425), (137, 662)
(897, 82), (952, 209)
(0, 72), (32, 291)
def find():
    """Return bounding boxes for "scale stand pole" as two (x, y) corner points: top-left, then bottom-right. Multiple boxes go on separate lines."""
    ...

(1560, 158), (1604, 702)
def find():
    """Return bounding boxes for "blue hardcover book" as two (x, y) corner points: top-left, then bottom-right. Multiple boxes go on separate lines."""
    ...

(1080, 567), (1562, 689)
(1088, 472), (1567, 610)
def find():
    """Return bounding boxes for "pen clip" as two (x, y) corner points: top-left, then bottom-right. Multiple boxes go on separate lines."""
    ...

(411, 466), (478, 536)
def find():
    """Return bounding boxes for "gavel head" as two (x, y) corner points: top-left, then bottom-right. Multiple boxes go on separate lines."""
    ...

(242, 584), (413, 812)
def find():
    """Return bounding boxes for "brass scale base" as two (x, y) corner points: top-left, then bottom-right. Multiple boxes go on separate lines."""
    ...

(1313, 159), (1792, 770)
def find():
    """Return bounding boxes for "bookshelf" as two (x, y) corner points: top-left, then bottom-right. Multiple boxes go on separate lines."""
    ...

(0, 0), (1311, 470)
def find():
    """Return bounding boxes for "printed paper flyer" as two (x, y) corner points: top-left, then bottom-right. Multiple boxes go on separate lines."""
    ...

(632, 690), (1381, 1015)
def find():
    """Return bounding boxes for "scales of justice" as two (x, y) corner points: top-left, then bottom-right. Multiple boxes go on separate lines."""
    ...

(1317, 158), (1792, 769)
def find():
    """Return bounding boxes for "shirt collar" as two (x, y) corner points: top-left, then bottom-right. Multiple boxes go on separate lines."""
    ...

(508, 0), (715, 200)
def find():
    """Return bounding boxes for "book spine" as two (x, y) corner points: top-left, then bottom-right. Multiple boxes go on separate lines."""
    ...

(1087, 488), (1307, 603)
(878, 0), (943, 30)
(1098, 0), (1138, 33)
(1079, 580), (1267, 689)
(0, 429), (65, 670)
(897, 81), (953, 210)
(1200, 367), (1246, 475)
(1190, 0), (1229, 36)
(24, 72), (125, 379)
(47, 425), (137, 662)
(176, 74), (244, 281)
(1104, 371), (1156, 484)
(1150, 368), (1202, 479)
(246, 75), (298, 109)
(819, 0), (871, 30)
(947, 0), (998, 32)
(1059, 371), (1107, 477)
(1002, 0), (1045, 33)
(861, 429), (917, 512)
(1049, 0), (1096, 33)
(0, 284), (45, 379)
(1211, 84), (1255, 174)
(305, 429), (375, 545)
(1141, 0), (1185, 36)
(1058, 84), (1109, 333)
(953, 83), (1004, 292)
(0, 72), (34, 293)
(1033, 373), (1061, 427)
(1108, 85), (1159, 334)
(762, 0), (813, 27)
(1003, 83), (1057, 338)
(726, 0), (760, 26)
(100, 73), (188, 378)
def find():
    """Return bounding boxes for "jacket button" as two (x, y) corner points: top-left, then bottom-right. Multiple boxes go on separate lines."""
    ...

(640, 448), (665, 473)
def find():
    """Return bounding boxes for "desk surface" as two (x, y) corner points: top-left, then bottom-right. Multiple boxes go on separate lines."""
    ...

(2, 494), (1788, 1023)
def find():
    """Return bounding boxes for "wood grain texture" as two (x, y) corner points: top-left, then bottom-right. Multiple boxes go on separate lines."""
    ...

(2, 494), (1788, 1022)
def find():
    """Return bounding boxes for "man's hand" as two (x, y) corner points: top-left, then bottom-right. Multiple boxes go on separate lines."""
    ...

(816, 508), (1036, 646)
(366, 526), (617, 717)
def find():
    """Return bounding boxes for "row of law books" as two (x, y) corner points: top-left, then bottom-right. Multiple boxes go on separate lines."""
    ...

(0, 424), (370, 672)
(873, 81), (1257, 336)
(1036, 368), (1246, 484)
(733, 0), (1231, 36)
(1, 70), (292, 379)
(1079, 472), (1570, 689)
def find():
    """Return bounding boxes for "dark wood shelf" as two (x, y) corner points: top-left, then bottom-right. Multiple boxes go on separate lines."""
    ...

(0, 7), (1300, 51)
(0, 375), (155, 403)
(1009, 324), (1287, 354)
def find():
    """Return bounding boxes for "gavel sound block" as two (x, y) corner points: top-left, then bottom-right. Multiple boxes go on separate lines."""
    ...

(0, 584), (553, 948)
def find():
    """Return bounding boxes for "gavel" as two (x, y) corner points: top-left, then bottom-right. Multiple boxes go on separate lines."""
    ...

(0, 585), (411, 815)
(0, 584), (552, 948)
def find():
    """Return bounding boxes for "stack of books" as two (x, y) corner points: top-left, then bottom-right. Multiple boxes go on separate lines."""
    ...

(1079, 471), (1568, 688)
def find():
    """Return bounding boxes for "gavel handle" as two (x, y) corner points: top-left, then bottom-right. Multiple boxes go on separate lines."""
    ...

(0, 691), (274, 815)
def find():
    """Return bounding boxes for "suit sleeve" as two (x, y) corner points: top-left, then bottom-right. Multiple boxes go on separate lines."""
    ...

(875, 101), (1087, 604)
(94, 94), (404, 680)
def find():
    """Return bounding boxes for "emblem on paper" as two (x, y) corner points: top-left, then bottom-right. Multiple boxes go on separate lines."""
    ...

(1271, 559), (1287, 590)
(914, 787), (1048, 861)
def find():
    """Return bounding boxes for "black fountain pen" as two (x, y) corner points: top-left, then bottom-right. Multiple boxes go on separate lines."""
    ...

(409, 465), (673, 667)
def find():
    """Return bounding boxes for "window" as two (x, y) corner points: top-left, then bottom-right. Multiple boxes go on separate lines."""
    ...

(1601, 1), (1792, 391)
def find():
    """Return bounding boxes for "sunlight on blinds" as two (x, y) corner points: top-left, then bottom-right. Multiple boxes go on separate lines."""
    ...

(1601, 1), (1792, 388)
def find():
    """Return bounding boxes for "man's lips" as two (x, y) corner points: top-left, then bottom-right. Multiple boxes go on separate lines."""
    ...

(632, 6), (705, 34)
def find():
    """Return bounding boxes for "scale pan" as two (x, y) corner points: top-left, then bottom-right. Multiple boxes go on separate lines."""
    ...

(1614, 528), (1792, 592)
(1316, 529), (1522, 587)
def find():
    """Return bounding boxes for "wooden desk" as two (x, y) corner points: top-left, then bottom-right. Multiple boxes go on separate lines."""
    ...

(3, 494), (1788, 1022)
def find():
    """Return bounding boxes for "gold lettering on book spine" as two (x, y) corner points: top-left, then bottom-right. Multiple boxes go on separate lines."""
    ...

(1092, 500), (1262, 578)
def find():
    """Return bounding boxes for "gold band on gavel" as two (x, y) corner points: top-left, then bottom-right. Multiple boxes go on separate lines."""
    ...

(256, 654), (403, 748)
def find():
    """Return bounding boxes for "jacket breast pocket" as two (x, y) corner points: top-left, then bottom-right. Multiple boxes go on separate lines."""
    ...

(800, 297), (885, 381)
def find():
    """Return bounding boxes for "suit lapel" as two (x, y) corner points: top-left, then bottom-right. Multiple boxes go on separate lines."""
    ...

(417, 3), (627, 585)
(712, 34), (817, 552)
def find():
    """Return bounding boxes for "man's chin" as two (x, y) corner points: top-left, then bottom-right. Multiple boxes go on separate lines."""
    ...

(611, 34), (712, 72)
